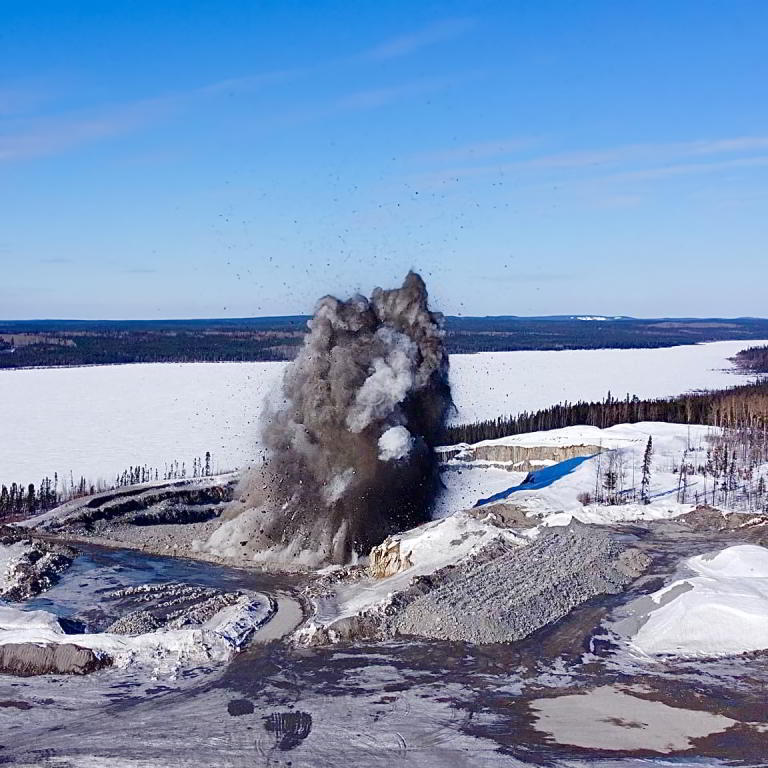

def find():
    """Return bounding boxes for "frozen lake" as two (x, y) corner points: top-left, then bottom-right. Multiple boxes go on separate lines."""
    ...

(0, 340), (764, 488)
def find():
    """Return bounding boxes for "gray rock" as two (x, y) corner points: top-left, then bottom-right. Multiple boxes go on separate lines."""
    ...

(392, 523), (649, 644)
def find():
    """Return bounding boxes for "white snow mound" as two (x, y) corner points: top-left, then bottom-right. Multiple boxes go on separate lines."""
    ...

(632, 544), (768, 657)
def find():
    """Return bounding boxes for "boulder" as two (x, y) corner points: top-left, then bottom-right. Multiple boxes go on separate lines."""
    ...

(0, 643), (110, 676)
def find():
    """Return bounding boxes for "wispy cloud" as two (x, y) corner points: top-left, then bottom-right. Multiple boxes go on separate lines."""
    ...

(613, 154), (768, 181)
(0, 98), (172, 162)
(412, 135), (768, 188)
(365, 18), (475, 60)
(412, 137), (536, 165)
(334, 76), (458, 111)
(0, 67), (300, 163)
(526, 137), (768, 170)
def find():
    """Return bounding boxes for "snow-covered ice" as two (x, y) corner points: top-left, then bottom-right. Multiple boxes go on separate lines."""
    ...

(0, 340), (762, 488)
(529, 685), (737, 752)
(447, 339), (764, 423)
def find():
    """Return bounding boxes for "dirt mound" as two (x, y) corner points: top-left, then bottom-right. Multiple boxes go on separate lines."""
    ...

(0, 642), (110, 676)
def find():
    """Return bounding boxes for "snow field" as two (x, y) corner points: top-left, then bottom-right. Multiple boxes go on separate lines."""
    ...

(444, 422), (719, 526)
(0, 340), (763, 489)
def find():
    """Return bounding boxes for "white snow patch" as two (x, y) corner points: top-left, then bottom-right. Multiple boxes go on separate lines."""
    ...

(631, 544), (768, 657)
(442, 422), (718, 526)
(0, 541), (31, 594)
(530, 685), (737, 752)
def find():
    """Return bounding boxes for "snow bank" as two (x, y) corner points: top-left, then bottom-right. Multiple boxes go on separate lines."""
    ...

(631, 544), (768, 657)
(0, 541), (30, 593)
(444, 422), (718, 526)
(0, 594), (274, 674)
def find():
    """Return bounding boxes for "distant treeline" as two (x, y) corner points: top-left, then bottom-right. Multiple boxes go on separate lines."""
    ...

(0, 477), (58, 520)
(3, 316), (768, 368)
(441, 380), (768, 445)
(0, 330), (302, 368)
(733, 345), (768, 373)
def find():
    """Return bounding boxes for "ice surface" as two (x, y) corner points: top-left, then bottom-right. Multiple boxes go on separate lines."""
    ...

(529, 685), (736, 752)
(0, 340), (761, 488)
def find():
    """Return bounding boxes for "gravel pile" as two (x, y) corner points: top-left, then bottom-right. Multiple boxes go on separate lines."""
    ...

(305, 521), (649, 646)
(104, 582), (246, 635)
(392, 522), (648, 643)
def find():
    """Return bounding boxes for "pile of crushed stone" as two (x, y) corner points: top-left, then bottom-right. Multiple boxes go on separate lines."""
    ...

(304, 522), (649, 645)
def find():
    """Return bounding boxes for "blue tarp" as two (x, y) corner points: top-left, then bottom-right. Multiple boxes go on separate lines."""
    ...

(473, 454), (597, 507)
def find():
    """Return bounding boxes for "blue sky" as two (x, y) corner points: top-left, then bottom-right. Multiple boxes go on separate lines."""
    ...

(2, 0), (767, 319)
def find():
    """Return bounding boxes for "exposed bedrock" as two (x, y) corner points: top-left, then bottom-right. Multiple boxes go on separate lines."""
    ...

(438, 443), (603, 469)
(0, 642), (110, 676)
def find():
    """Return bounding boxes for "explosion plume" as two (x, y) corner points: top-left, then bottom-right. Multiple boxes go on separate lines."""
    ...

(216, 272), (452, 566)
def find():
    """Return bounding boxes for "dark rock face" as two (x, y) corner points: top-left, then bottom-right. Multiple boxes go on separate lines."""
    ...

(0, 526), (76, 601)
(62, 482), (236, 531)
(0, 643), (110, 676)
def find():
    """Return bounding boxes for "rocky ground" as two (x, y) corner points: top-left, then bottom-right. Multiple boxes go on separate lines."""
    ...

(18, 476), (237, 562)
(393, 523), (648, 643)
(0, 526), (76, 601)
(302, 522), (649, 645)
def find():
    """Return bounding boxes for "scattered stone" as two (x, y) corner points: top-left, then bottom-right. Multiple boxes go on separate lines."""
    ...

(466, 503), (538, 528)
(0, 527), (76, 601)
(106, 610), (162, 635)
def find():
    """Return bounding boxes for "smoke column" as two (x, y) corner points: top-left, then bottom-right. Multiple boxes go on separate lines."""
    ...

(221, 272), (452, 566)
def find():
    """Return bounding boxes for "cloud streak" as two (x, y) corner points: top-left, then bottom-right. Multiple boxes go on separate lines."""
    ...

(364, 18), (475, 60)
(411, 135), (768, 188)
(0, 98), (173, 162)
